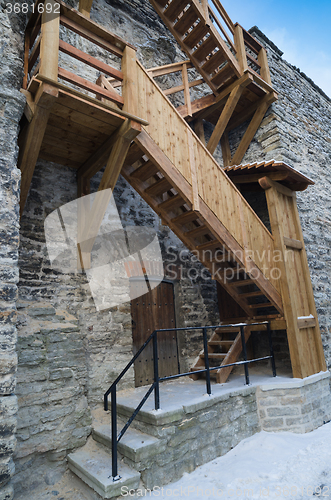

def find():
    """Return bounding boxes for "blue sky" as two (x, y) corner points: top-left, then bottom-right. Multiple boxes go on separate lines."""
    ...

(221, 0), (331, 98)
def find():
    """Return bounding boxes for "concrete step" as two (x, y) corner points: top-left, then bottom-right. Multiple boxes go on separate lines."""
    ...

(92, 423), (164, 463)
(67, 439), (140, 499)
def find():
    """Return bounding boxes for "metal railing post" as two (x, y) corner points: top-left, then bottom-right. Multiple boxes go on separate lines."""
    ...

(267, 322), (277, 377)
(202, 327), (212, 395)
(111, 387), (120, 481)
(240, 325), (250, 385)
(153, 332), (160, 410)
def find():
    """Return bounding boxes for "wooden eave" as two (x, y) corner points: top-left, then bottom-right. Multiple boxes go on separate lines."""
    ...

(224, 161), (314, 191)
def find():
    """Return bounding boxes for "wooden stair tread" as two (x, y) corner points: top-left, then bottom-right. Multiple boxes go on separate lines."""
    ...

(208, 340), (233, 346)
(200, 353), (227, 359)
(185, 225), (211, 238)
(130, 161), (158, 181)
(228, 279), (253, 287)
(248, 302), (273, 309)
(145, 177), (172, 196)
(183, 22), (209, 49)
(164, 0), (187, 22)
(174, 5), (199, 35)
(158, 194), (186, 211)
(240, 291), (264, 298)
(195, 239), (223, 250)
(193, 35), (217, 62)
(171, 210), (200, 225)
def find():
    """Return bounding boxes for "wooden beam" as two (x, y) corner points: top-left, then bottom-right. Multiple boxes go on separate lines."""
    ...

(220, 134), (231, 166)
(283, 236), (303, 250)
(230, 100), (270, 166)
(258, 176), (295, 198)
(207, 84), (244, 154)
(39, 0), (60, 81)
(18, 85), (57, 215)
(59, 40), (123, 80)
(122, 45), (138, 116)
(231, 172), (288, 185)
(33, 74), (149, 125)
(182, 63), (192, 117)
(57, 67), (124, 106)
(233, 24), (248, 73)
(194, 120), (206, 146)
(258, 47), (272, 87)
(77, 119), (141, 179)
(79, 0), (94, 17)
(298, 316), (316, 330)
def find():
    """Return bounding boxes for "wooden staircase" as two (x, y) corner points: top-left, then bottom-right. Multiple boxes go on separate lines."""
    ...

(149, 0), (241, 94)
(190, 325), (252, 383)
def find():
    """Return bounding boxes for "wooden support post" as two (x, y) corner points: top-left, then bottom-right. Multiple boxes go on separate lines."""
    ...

(39, 0), (60, 81)
(187, 128), (199, 211)
(207, 84), (244, 155)
(220, 134), (231, 166)
(77, 175), (91, 270)
(233, 24), (248, 73)
(23, 28), (31, 90)
(18, 85), (57, 216)
(259, 176), (326, 378)
(194, 119), (206, 146)
(182, 63), (192, 117)
(230, 99), (270, 166)
(80, 119), (141, 255)
(79, 0), (94, 17)
(122, 45), (138, 116)
(258, 47), (272, 87)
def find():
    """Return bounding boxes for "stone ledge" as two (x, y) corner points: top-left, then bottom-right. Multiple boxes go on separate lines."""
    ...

(259, 371), (330, 391)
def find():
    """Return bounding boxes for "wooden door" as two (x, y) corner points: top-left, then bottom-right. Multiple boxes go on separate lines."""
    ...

(130, 279), (179, 387)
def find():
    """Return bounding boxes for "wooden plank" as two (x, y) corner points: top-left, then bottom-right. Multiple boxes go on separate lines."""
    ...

(231, 172), (288, 184)
(194, 119), (206, 146)
(207, 83), (244, 154)
(258, 47), (272, 87)
(220, 134), (231, 166)
(60, 15), (124, 58)
(259, 176), (295, 198)
(38, 150), (82, 169)
(77, 119), (141, 179)
(216, 326), (251, 383)
(187, 128), (199, 211)
(51, 101), (118, 135)
(122, 45), (138, 116)
(40, 0), (60, 81)
(147, 60), (192, 78)
(130, 161), (158, 181)
(79, 0), (93, 17)
(58, 40), (123, 80)
(181, 63), (192, 117)
(23, 29), (31, 90)
(34, 75), (149, 125)
(58, 0), (132, 51)
(163, 78), (204, 96)
(233, 24), (248, 73)
(58, 67), (124, 106)
(283, 236), (303, 250)
(209, 0), (235, 34)
(28, 35), (41, 73)
(297, 316), (316, 330)
(18, 86), (57, 215)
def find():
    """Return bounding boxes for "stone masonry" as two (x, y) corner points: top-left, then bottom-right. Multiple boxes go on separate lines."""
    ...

(0, 0), (330, 498)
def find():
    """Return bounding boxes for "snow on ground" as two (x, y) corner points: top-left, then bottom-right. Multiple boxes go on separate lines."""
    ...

(128, 422), (331, 500)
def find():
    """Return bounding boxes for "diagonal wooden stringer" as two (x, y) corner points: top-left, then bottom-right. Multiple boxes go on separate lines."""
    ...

(77, 119), (141, 268)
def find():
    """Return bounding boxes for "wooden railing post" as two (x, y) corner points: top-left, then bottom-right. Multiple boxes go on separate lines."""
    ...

(233, 24), (248, 74)
(258, 47), (272, 87)
(122, 45), (138, 117)
(39, 0), (60, 81)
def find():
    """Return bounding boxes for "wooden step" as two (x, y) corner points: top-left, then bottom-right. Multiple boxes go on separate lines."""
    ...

(171, 210), (200, 225)
(130, 161), (158, 181)
(208, 340), (233, 347)
(215, 327), (240, 334)
(196, 239), (223, 251)
(240, 290), (264, 298)
(193, 35), (217, 62)
(200, 353), (227, 359)
(248, 302), (274, 309)
(185, 225), (211, 239)
(229, 279), (253, 287)
(211, 63), (235, 88)
(158, 194), (186, 211)
(156, 0), (169, 8)
(201, 50), (226, 75)
(183, 22), (208, 49)
(145, 177), (172, 196)
(174, 5), (199, 35)
(164, 0), (187, 22)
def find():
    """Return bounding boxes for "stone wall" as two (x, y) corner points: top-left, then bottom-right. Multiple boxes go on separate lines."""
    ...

(257, 372), (331, 433)
(0, 3), (26, 499)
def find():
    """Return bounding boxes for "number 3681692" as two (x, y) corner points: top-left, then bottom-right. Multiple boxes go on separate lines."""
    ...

(5, 3), (60, 14)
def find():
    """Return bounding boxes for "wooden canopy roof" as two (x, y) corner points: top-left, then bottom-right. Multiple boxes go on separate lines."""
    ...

(224, 160), (314, 191)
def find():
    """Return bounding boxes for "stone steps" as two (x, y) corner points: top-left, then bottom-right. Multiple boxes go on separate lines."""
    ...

(67, 438), (140, 499)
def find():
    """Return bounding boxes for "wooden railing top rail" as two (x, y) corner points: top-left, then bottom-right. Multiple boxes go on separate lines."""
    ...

(26, 0), (135, 55)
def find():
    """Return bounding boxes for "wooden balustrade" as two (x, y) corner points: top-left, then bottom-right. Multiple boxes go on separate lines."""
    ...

(134, 60), (280, 293)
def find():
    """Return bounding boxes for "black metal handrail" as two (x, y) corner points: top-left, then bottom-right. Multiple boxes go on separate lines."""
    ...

(104, 321), (276, 480)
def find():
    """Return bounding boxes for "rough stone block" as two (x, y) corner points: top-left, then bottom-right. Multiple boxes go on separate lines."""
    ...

(267, 406), (300, 417)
